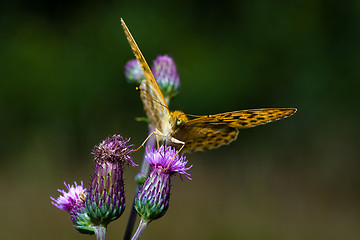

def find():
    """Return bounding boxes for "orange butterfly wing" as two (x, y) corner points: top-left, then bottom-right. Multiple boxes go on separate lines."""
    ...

(202, 108), (297, 128)
(173, 124), (239, 153)
(172, 108), (297, 152)
(121, 18), (170, 133)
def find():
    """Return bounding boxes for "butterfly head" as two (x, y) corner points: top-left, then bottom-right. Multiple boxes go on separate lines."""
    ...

(170, 110), (188, 128)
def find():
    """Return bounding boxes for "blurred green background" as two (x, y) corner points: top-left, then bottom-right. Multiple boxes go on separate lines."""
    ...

(1, 0), (359, 239)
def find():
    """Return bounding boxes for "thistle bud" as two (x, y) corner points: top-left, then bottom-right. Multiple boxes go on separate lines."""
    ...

(125, 59), (144, 85)
(152, 55), (181, 100)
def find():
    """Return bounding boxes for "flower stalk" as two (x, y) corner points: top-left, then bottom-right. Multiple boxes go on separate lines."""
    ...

(94, 225), (107, 240)
(123, 127), (155, 240)
(131, 219), (148, 240)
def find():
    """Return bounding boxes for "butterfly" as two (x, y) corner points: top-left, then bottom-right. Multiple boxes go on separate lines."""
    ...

(121, 18), (297, 153)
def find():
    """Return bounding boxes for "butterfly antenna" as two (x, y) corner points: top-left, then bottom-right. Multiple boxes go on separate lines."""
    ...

(136, 86), (171, 111)
(184, 113), (204, 118)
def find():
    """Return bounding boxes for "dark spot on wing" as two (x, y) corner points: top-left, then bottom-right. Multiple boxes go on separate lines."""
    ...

(196, 138), (204, 143)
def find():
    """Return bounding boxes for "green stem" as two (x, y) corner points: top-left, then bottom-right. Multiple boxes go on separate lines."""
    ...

(123, 127), (155, 240)
(131, 219), (148, 240)
(94, 225), (107, 240)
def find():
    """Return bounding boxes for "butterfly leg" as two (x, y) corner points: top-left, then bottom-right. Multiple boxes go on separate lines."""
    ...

(154, 129), (161, 149)
(165, 137), (185, 170)
(133, 128), (166, 152)
(133, 131), (155, 152)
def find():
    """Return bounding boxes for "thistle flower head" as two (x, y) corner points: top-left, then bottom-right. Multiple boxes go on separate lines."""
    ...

(145, 145), (192, 179)
(50, 181), (95, 234)
(86, 134), (136, 226)
(134, 145), (192, 223)
(92, 134), (136, 166)
(152, 55), (180, 100)
(125, 59), (144, 85)
(51, 181), (86, 211)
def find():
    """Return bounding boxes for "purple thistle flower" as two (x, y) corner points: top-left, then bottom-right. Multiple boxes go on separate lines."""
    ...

(152, 55), (181, 100)
(145, 145), (192, 180)
(85, 134), (136, 226)
(50, 181), (95, 234)
(125, 59), (144, 85)
(51, 181), (86, 211)
(134, 145), (192, 224)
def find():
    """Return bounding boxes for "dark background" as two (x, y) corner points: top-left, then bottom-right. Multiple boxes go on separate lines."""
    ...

(1, 1), (359, 239)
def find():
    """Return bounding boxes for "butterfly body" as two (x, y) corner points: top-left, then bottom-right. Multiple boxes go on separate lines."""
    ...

(121, 19), (297, 153)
